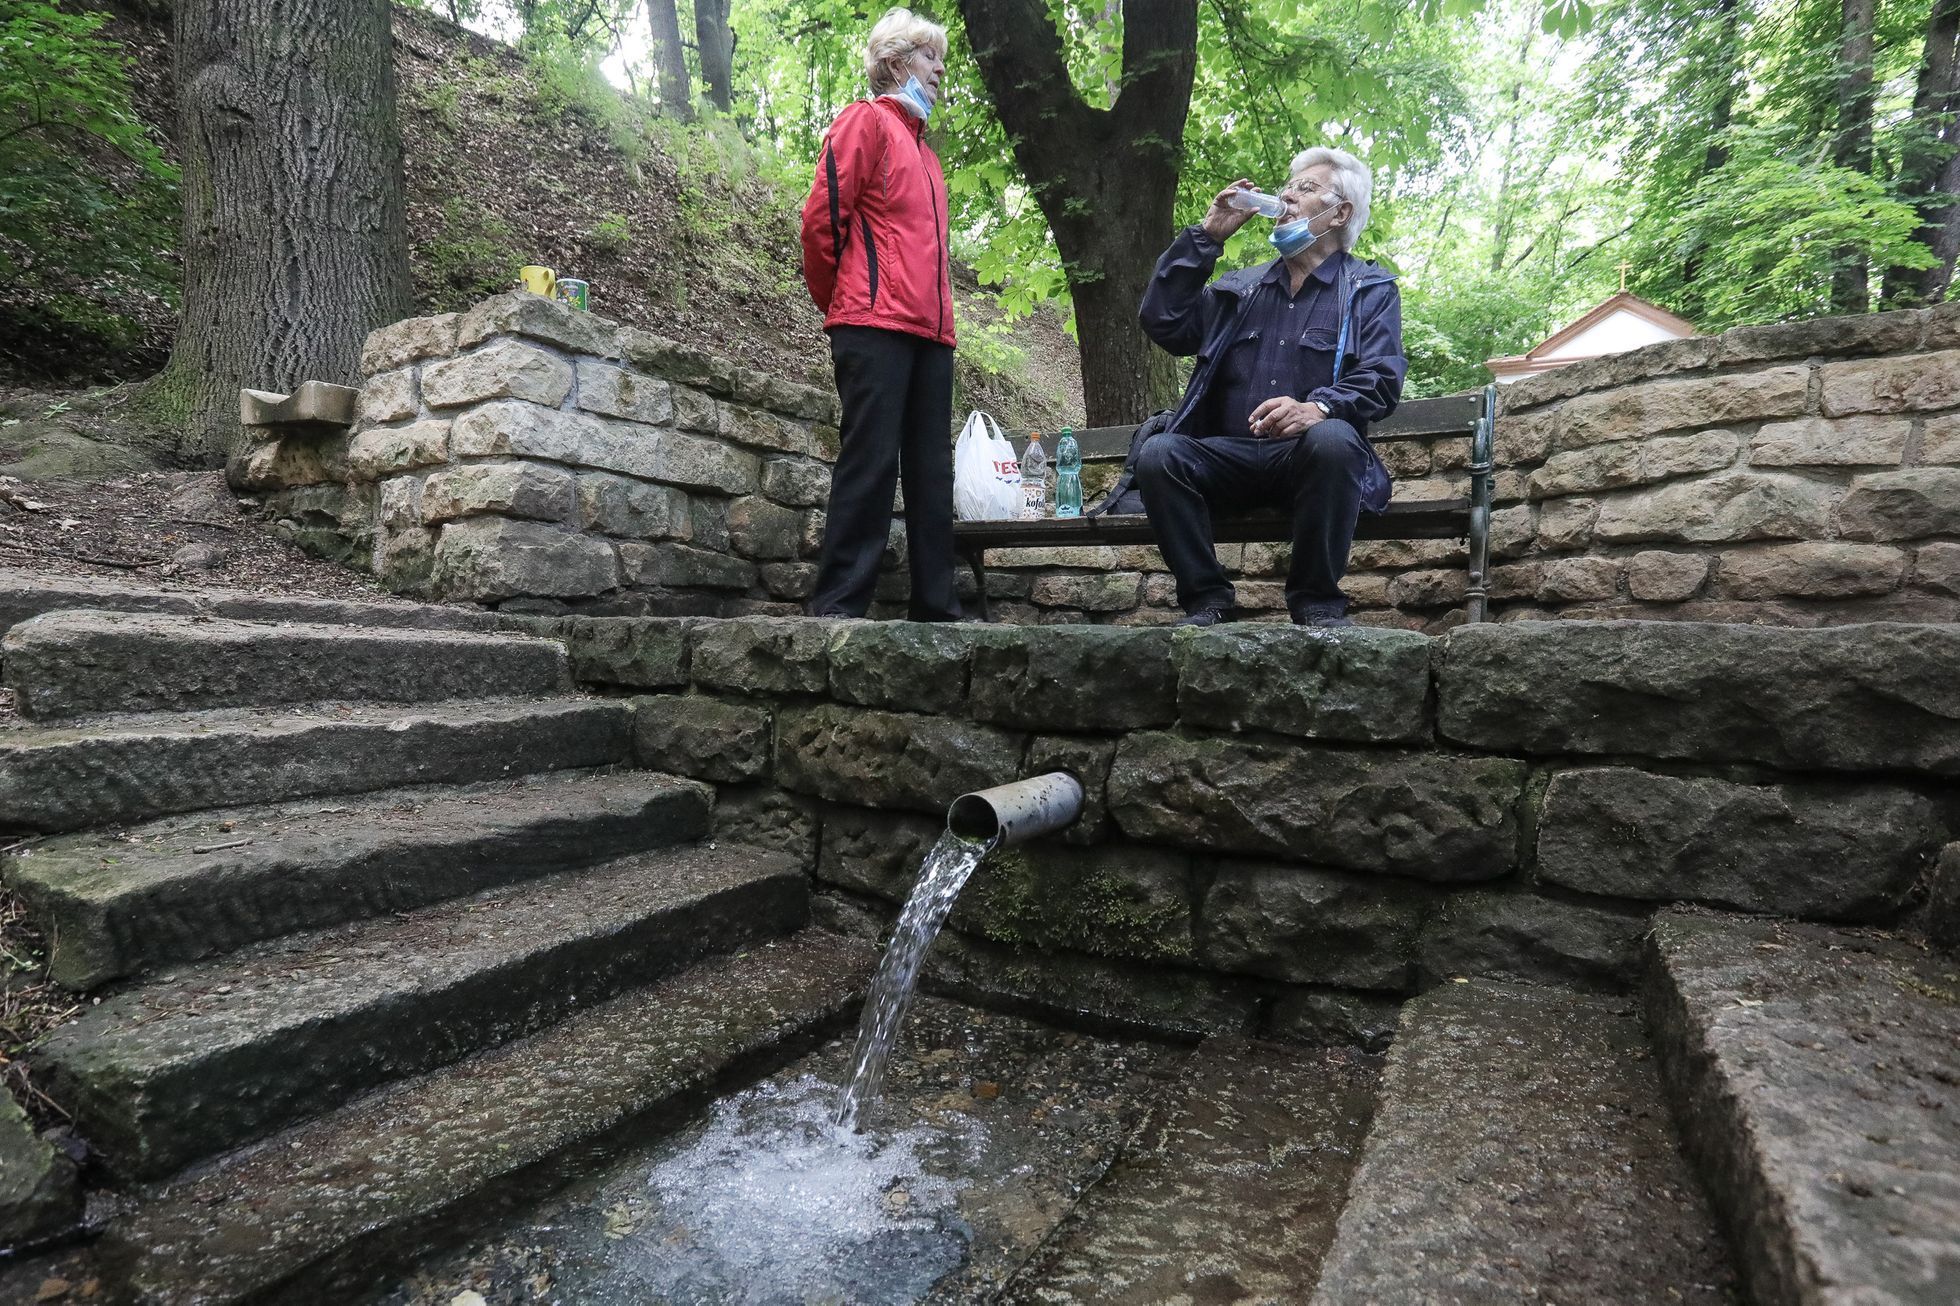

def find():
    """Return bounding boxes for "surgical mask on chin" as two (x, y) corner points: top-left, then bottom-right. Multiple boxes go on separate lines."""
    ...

(1270, 210), (1329, 258)
(889, 75), (933, 121)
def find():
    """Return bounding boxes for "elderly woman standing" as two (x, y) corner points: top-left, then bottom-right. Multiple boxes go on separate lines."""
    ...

(800, 7), (960, 621)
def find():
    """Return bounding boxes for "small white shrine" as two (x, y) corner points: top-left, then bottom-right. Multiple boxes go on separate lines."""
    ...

(1486, 267), (1697, 383)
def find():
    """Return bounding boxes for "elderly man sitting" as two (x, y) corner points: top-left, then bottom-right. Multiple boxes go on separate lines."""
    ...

(1135, 146), (1406, 628)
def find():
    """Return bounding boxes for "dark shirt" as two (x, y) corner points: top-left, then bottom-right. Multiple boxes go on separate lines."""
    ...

(1199, 256), (1344, 439)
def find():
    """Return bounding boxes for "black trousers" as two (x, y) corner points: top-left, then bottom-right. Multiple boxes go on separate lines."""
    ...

(809, 325), (961, 621)
(1134, 423), (1374, 616)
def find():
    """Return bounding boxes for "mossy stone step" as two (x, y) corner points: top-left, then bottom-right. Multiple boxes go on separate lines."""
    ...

(97, 931), (873, 1306)
(6, 769), (712, 990)
(1311, 980), (1737, 1305)
(35, 843), (808, 1181)
(1647, 910), (1960, 1306)
(1, 609), (570, 719)
(0, 697), (632, 833)
(1001, 1038), (1382, 1303)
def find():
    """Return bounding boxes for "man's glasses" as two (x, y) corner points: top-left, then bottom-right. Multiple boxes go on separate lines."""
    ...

(1280, 178), (1344, 203)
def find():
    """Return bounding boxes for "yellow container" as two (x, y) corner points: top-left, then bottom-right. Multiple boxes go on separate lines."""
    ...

(518, 265), (556, 297)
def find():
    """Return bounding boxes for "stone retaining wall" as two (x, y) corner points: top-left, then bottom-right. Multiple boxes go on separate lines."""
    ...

(235, 292), (846, 616)
(527, 614), (1959, 1040)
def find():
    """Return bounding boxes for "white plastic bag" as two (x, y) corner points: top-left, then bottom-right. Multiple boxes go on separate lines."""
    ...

(953, 410), (1022, 521)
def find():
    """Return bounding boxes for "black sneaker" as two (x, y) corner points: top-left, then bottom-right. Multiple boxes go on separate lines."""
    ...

(1291, 602), (1353, 628)
(1176, 606), (1232, 627)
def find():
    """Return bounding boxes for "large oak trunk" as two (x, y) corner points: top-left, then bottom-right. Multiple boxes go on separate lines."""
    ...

(961, 0), (1196, 426)
(645, 0), (694, 118)
(156, 0), (411, 463)
(694, 0), (736, 113)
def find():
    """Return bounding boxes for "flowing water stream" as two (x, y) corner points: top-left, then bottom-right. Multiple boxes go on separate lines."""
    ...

(835, 830), (992, 1131)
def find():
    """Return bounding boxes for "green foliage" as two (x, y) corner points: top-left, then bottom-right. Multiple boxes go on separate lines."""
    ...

(586, 210), (636, 256)
(0, 1), (178, 376)
(953, 306), (1030, 381)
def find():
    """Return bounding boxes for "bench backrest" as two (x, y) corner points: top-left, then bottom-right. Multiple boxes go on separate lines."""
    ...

(1004, 392), (1485, 461)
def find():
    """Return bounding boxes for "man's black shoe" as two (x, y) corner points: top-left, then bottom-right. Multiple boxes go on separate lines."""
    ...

(1176, 606), (1232, 627)
(1291, 602), (1353, 628)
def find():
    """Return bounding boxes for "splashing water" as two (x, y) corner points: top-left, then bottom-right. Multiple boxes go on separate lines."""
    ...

(835, 831), (992, 1131)
(618, 1073), (981, 1305)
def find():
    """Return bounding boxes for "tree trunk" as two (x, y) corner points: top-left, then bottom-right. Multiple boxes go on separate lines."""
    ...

(153, 0), (411, 464)
(1884, 0), (1960, 304)
(1681, 0), (1742, 290)
(1831, 0), (1878, 313)
(644, 0), (693, 118)
(694, 0), (735, 113)
(960, 0), (1196, 425)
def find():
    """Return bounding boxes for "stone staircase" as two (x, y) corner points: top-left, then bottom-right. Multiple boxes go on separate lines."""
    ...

(0, 602), (873, 1302)
(1, 587), (1953, 1305)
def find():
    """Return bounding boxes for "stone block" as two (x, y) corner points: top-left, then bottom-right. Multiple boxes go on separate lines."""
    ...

(1438, 620), (1960, 773)
(619, 328), (735, 393)
(575, 361), (673, 426)
(731, 365), (838, 422)
(1626, 551), (1710, 602)
(1023, 735), (1117, 844)
(714, 787), (820, 866)
(1818, 349), (1960, 416)
(761, 457), (831, 508)
(954, 843), (1196, 963)
(1494, 409), (1557, 463)
(1, 1087), (80, 1248)
(345, 420), (450, 482)
(1343, 571), (1392, 607)
(1349, 538), (1465, 569)
(1715, 542), (1907, 599)
(1537, 556), (1621, 603)
(1379, 441), (1432, 478)
(728, 496), (803, 560)
(1836, 467), (1960, 541)
(1028, 572), (1143, 611)
(801, 509), (826, 557)
(376, 475), (424, 529)
(1488, 562), (1542, 600)
(1107, 732), (1526, 881)
(1390, 475), (1469, 503)
(720, 402), (809, 455)
(1593, 471), (1833, 544)
(1528, 430), (1738, 499)
(636, 424), (762, 495)
(373, 526), (436, 594)
(632, 694), (773, 782)
(1387, 568), (1467, 609)
(422, 340), (574, 410)
(452, 400), (601, 465)
(1174, 625), (1432, 744)
(1536, 767), (1943, 921)
(1928, 844), (1960, 949)
(430, 517), (619, 601)
(691, 616), (830, 693)
(1416, 891), (1647, 990)
(776, 703), (1022, 811)
(815, 804), (943, 899)
(812, 423), (842, 462)
(561, 616), (695, 688)
(576, 473), (691, 540)
(1914, 541), (1960, 596)
(671, 384), (719, 435)
(1488, 505), (1535, 560)
(1555, 367), (1809, 449)
(691, 497), (731, 551)
(759, 562), (816, 599)
(360, 369), (418, 424)
(1196, 858), (1431, 992)
(1717, 311), (1922, 365)
(1535, 498), (1598, 550)
(1503, 335), (1722, 411)
(228, 434), (349, 491)
(969, 625), (1176, 730)
(1748, 415), (1911, 467)
(361, 313), (459, 375)
(827, 622), (972, 713)
(619, 541), (756, 590)
(456, 291), (620, 358)
(426, 466), (570, 530)
(1920, 411), (1960, 463)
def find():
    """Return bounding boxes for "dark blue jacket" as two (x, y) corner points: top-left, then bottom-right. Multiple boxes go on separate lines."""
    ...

(1139, 226), (1403, 512)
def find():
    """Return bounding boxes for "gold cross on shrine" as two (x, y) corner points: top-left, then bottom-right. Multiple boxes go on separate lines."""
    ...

(1617, 260), (1633, 293)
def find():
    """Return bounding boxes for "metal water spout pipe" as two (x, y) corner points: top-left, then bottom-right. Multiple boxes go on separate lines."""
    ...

(946, 772), (1084, 849)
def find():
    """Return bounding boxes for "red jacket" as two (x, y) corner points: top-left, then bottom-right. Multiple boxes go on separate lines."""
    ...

(801, 96), (955, 347)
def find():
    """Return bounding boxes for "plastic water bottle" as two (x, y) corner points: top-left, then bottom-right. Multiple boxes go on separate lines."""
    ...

(1020, 432), (1048, 520)
(1227, 188), (1287, 219)
(1053, 428), (1082, 518)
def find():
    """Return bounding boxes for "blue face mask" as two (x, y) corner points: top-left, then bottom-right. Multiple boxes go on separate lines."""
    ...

(1271, 205), (1342, 257)
(890, 74), (934, 121)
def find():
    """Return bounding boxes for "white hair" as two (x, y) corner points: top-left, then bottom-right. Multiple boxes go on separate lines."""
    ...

(864, 7), (947, 94)
(1289, 147), (1371, 252)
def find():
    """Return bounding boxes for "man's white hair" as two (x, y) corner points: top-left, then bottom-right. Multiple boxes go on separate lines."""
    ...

(864, 7), (947, 94)
(1289, 147), (1371, 252)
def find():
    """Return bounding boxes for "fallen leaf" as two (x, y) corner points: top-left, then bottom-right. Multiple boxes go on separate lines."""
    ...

(450, 1292), (488, 1306)
(34, 1279), (70, 1302)
(973, 1081), (1001, 1100)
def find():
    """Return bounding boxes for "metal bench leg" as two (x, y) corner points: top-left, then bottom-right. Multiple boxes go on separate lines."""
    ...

(963, 548), (992, 622)
(1465, 385), (1496, 623)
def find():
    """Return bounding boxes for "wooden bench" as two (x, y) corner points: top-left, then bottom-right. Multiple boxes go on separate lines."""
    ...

(953, 385), (1497, 623)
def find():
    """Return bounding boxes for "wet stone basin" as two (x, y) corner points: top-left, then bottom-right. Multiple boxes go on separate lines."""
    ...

(379, 998), (1186, 1305)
